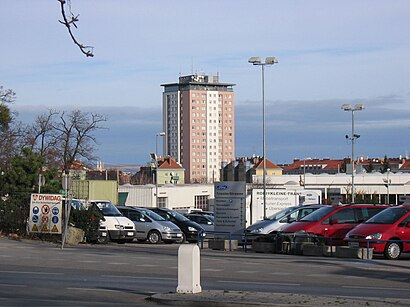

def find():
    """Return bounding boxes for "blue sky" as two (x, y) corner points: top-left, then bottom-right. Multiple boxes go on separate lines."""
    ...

(1, 0), (410, 166)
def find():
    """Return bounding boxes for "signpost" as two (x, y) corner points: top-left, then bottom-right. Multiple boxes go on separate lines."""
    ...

(28, 194), (62, 234)
(214, 182), (246, 236)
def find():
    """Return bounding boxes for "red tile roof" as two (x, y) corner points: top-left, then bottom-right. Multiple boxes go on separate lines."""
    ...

(282, 159), (344, 171)
(254, 158), (281, 169)
(158, 157), (184, 170)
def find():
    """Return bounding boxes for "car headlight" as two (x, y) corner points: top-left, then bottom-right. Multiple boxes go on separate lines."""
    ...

(162, 226), (171, 232)
(188, 226), (197, 232)
(250, 228), (263, 234)
(365, 233), (382, 240)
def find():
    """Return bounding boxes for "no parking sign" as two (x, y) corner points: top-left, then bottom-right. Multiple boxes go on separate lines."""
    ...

(28, 194), (62, 234)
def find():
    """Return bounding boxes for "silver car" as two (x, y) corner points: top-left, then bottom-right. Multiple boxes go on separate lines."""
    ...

(186, 214), (215, 233)
(117, 206), (183, 244)
(244, 205), (324, 243)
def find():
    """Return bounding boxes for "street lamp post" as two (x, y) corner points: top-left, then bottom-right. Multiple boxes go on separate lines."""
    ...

(249, 56), (278, 219)
(384, 168), (391, 205)
(152, 132), (165, 207)
(341, 104), (364, 203)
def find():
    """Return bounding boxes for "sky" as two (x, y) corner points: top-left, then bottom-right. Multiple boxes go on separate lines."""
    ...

(1, 0), (410, 167)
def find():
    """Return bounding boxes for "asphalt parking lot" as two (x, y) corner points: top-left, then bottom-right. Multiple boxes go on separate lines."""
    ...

(1, 236), (410, 306)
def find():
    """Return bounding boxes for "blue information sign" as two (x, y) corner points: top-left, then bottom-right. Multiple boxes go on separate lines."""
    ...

(52, 207), (59, 215)
(52, 216), (59, 224)
(33, 206), (39, 214)
(32, 215), (39, 223)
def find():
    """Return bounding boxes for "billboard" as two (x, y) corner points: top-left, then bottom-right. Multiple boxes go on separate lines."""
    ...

(251, 189), (321, 223)
(28, 194), (63, 234)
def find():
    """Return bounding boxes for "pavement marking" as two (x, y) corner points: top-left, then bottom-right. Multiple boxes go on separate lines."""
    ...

(342, 285), (409, 291)
(203, 268), (223, 272)
(0, 255), (11, 258)
(0, 284), (27, 287)
(67, 287), (121, 293)
(135, 264), (158, 267)
(169, 266), (178, 269)
(78, 260), (98, 263)
(237, 270), (258, 274)
(107, 262), (129, 265)
(269, 272), (293, 276)
(343, 275), (365, 279)
(0, 271), (64, 276)
(218, 280), (301, 286)
(102, 275), (174, 280)
(385, 277), (408, 281)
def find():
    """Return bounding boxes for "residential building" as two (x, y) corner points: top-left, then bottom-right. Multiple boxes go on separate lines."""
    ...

(221, 156), (282, 183)
(162, 74), (235, 183)
(157, 156), (185, 185)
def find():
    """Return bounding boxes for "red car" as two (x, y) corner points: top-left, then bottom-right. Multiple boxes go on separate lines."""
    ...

(279, 204), (387, 245)
(344, 205), (410, 260)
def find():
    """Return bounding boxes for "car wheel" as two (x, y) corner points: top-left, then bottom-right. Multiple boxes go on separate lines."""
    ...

(97, 234), (109, 244)
(177, 233), (186, 244)
(148, 230), (161, 244)
(384, 242), (401, 260)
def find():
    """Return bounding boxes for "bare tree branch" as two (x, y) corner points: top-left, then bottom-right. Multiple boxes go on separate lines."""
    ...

(58, 0), (94, 57)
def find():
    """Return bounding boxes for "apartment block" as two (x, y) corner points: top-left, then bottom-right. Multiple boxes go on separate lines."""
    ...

(162, 74), (235, 183)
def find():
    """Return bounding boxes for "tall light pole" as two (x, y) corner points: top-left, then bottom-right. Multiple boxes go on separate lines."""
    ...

(249, 56), (278, 219)
(151, 132), (165, 207)
(383, 168), (391, 205)
(341, 104), (364, 203)
(156, 132), (166, 158)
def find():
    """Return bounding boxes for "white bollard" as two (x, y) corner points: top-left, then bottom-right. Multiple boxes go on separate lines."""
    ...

(177, 244), (202, 294)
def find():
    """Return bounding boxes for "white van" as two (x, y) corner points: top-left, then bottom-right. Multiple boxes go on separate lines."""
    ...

(89, 200), (136, 243)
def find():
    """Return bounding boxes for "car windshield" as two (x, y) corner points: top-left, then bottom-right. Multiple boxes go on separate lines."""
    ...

(300, 207), (335, 222)
(142, 209), (166, 221)
(168, 210), (190, 222)
(365, 207), (408, 224)
(266, 207), (297, 221)
(93, 202), (123, 217)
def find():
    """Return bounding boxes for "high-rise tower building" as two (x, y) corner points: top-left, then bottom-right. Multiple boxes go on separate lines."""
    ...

(162, 74), (235, 183)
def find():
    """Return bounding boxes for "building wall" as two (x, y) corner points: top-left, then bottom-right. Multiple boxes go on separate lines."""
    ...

(254, 173), (410, 205)
(119, 184), (214, 210)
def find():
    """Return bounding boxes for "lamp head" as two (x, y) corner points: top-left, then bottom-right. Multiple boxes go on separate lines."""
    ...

(341, 104), (353, 111)
(248, 57), (261, 65)
(354, 104), (365, 111)
(265, 57), (278, 65)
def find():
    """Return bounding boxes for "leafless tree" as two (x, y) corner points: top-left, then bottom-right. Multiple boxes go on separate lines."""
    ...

(51, 110), (106, 172)
(58, 0), (94, 57)
(26, 109), (60, 167)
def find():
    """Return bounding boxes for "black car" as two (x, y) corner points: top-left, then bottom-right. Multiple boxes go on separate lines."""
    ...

(147, 208), (205, 243)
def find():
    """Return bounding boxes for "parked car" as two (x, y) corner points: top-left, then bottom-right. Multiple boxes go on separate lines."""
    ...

(188, 209), (215, 217)
(344, 205), (410, 259)
(279, 204), (388, 245)
(244, 205), (324, 243)
(186, 214), (215, 233)
(147, 208), (205, 243)
(89, 200), (136, 244)
(117, 206), (183, 244)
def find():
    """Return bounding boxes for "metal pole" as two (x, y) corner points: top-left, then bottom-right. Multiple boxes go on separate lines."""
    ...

(351, 110), (355, 203)
(261, 64), (267, 220)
